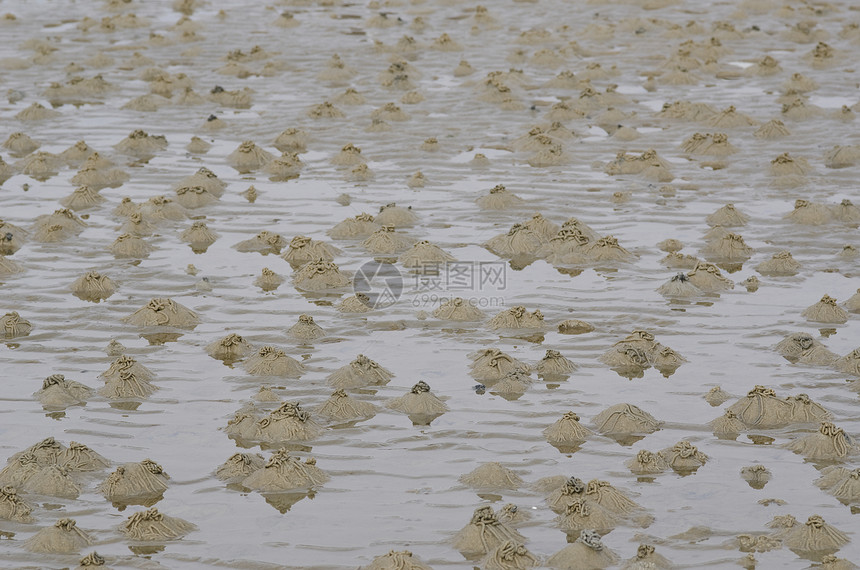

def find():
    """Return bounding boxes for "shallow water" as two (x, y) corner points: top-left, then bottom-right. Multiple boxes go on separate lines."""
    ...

(1, 0), (859, 568)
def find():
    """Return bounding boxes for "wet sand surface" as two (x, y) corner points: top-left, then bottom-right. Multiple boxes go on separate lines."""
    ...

(1, 0), (860, 568)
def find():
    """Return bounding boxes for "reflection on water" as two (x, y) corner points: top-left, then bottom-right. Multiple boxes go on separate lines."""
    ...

(0, 0), (859, 567)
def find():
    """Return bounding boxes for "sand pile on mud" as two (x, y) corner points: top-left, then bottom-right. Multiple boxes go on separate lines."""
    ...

(2, 0), (860, 566)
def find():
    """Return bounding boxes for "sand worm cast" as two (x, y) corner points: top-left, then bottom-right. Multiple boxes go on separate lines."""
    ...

(77, 551), (105, 567)
(0, 485), (33, 522)
(120, 507), (195, 541)
(2, 311), (32, 338)
(453, 506), (525, 559)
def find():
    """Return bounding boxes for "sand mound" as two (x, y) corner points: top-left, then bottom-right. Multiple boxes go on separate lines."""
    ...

(327, 354), (393, 388)
(25, 519), (93, 554)
(242, 448), (328, 491)
(459, 461), (523, 490)
(120, 507), (195, 541)
(453, 506), (526, 559)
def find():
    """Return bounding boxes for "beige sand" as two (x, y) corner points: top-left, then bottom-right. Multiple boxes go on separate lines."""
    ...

(485, 224), (544, 257)
(545, 476), (586, 513)
(2, 131), (40, 156)
(659, 441), (708, 473)
(786, 199), (831, 225)
(0, 485), (33, 522)
(186, 136), (210, 154)
(25, 519), (93, 554)
(100, 460), (169, 503)
(266, 152), (304, 180)
(1, 311), (32, 338)
(480, 540), (539, 570)
(399, 240), (456, 268)
(57, 442), (110, 472)
(626, 450), (669, 475)
(593, 403), (662, 436)
(661, 252), (700, 270)
(338, 293), (373, 313)
(556, 498), (618, 535)
(709, 410), (746, 436)
(831, 199), (860, 221)
(657, 273), (704, 297)
(253, 267), (283, 292)
(22, 464), (80, 498)
(386, 381), (449, 423)
(784, 394), (831, 424)
(536, 350), (577, 375)
(315, 389), (377, 421)
(114, 129), (167, 157)
(785, 422), (857, 461)
(180, 221), (219, 251)
(459, 462), (523, 490)
(293, 259), (351, 291)
(362, 225), (415, 254)
(328, 213), (381, 239)
(495, 504), (530, 526)
(834, 349), (860, 375)
(585, 479), (641, 516)
(282, 236), (340, 264)
(364, 550), (433, 570)
(119, 212), (158, 238)
(487, 306), (544, 329)
(756, 251), (801, 276)
(776, 332), (830, 362)
(433, 297), (485, 321)
(125, 298), (199, 328)
(546, 530), (618, 569)
(802, 295), (849, 324)
(174, 185), (218, 209)
(815, 466), (860, 505)
(175, 167), (226, 197)
(224, 412), (258, 441)
(557, 319), (595, 334)
(727, 385), (793, 428)
(139, 196), (187, 222)
(234, 231), (286, 255)
(476, 184), (526, 210)
(120, 507), (195, 541)
(100, 356), (154, 383)
(215, 452), (266, 482)
(99, 370), (157, 399)
(206, 333), (253, 362)
(13, 437), (67, 466)
(470, 349), (530, 382)
(61, 185), (105, 211)
(704, 386), (731, 406)
(70, 271), (116, 302)
(35, 374), (92, 408)
(0, 452), (41, 488)
(242, 448), (328, 491)
(273, 128), (308, 153)
(252, 401), (322, 443)
(544, 412), (592, 446)
(782, 515), (849, 555)
(287, 314), (325, 340)
(227, 141), (274, 173)
(453, 506), (526, 559)
(686, 262), (734, 293)
(327, 354), (393, 388)
(244, 346), (305, 377)
(702, 233), (753, 262)
(620, 544), (672, 569)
